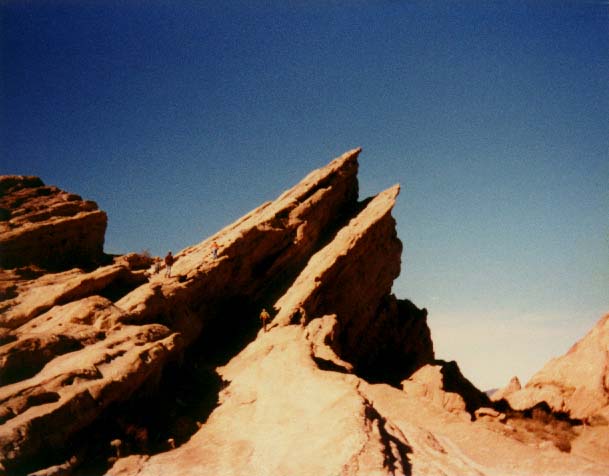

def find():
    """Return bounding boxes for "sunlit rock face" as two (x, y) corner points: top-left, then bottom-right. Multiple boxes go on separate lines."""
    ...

(504, 313), (609, 421)
(1, 151), (608, 476)
(0, 176), (107, 270)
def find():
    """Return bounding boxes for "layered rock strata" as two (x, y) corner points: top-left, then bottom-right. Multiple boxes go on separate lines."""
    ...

(0, 149), (437, 474)
(0, 176), (107, 270)
(1, 150), (608, 476)
(272, 185), (433, 383)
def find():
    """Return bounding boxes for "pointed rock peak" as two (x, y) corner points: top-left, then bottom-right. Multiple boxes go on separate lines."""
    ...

(272, 182), (403, 328)
(0, 149), (435, 475)
(491, 375), (522, 402)
(364, 183), (400, 213)
(325, 147), (362, 171)
(278, 147), (361, 205)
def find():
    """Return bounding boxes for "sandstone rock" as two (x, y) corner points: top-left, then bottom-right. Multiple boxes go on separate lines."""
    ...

(402, 363), (468, 415)
(401, 360), (490, 417)
(110, 326), (415, 476)
(491, 375), (522, 402)
(273, 185), (434, 383)
(505, 313), (609, 420)
(0, 263), (148, 329)
(2, 150), (607, 476)
(2, 148), (434, 473)
(0, 176), (107, 270)
(474, 407), (506, 422)
(108, 322), (609, 476)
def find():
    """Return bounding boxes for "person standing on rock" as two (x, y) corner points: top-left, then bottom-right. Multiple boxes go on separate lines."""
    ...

(164, 251), (174, 277)
(259, 308), (270, 332)
(211, 241), (219, 260)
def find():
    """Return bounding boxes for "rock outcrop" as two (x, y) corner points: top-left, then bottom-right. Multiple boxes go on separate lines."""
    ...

(272, 185), (433, 383)
(0, 149), (435, 474)
(502, 313), (609, 421)
(491, 375), (522, 402)
(0, 176), (107, 270)
(402, 360), (491, 417)
(1, 150), (608, 476)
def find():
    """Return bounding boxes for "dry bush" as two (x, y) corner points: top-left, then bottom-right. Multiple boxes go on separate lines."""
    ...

(502, 404), (577, 453)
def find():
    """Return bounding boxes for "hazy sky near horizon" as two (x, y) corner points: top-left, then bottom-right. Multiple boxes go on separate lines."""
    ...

(2, 1), (608, 390)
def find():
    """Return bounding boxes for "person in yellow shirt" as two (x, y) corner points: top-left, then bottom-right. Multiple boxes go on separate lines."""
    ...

(259, 308), (270, 332)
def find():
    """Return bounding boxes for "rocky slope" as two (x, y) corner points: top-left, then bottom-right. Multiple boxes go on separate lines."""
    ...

(1, 150), (608, 476)
(0, 176), (107, 270)
(496, 313), (609, 421)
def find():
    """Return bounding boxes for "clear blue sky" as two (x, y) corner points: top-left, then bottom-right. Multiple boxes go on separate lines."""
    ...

(2, 0), (608, 390)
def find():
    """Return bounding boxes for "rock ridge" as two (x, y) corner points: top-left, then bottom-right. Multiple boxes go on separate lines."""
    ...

(1, 149), (439, 474)
(1, 151), (607, 476)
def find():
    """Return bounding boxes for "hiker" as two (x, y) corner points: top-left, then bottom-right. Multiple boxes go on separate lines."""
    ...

(259, 308), (270, 332)
(211, 241), (219, 260)
(164, 251), (174, 277)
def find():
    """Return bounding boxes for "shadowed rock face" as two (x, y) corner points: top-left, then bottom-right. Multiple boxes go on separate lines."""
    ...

(0, 176), (107, 270)
(1, 151), (608, 476)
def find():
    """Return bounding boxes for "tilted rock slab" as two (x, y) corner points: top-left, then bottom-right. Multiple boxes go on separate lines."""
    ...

(105, 159), (606, 476)
(505, 313), (609, 420)
(104, 184), (439, 476)
(0, 176), (107, 270)
(3, 150), (605, 476)
(272, 185), (433, 382)
(2, 149), (436, 473)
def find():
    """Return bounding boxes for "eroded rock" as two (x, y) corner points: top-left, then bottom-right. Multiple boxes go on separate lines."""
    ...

(505, 313), (609, 420)
(0, 176), (107, 270)
(2, 150), (607, 476)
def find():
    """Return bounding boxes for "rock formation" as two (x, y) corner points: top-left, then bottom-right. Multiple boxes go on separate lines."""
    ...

(490, 375), (522, 402)
(1, 150), (608, 476)
(0, 176), (107, 270)
(402, 360), (491, 416)
(501, 313), (609, 421)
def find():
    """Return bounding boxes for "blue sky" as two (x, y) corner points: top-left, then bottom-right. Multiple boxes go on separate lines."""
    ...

(2, 0), (608, 390)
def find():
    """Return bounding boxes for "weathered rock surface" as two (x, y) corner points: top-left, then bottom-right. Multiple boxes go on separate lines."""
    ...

(491, 375), (522, 402)
(0, 176), (107, 270)
(401, 360), (491, 417)
(272, 185), (433, 383)
(1, 150), (608, 476)
(503, 313), (609, 421)
(109, 321), (608, 476)
(3, 148), (433, 474)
